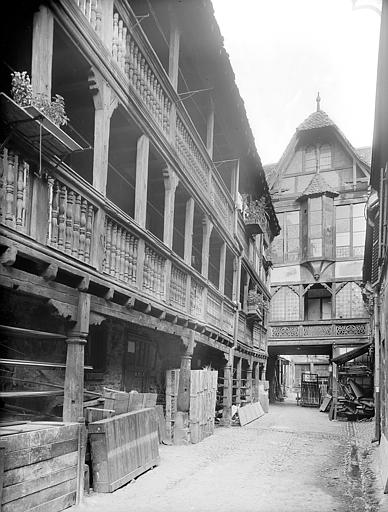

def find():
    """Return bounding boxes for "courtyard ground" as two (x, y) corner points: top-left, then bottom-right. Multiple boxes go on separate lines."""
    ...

(76, 401), (388, 512)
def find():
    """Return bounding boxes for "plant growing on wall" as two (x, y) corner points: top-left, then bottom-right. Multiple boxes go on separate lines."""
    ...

(11, 72), (69, 127)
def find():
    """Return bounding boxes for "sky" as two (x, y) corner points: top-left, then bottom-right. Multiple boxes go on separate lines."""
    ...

(212, 0), (381, 164)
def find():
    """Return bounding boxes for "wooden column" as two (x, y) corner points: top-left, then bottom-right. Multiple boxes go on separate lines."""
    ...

(101, 0), (114, 47)
(221, 351), (233, 426)
(174, 332), (195, 444)
(134, 135), (150, 228)
(236, 357), (242, 405)
(232, 256), (242, 305)
(168, 18), (180, 90)
(246, 361), (253, 403)
(201, 216), (213, 278)
(63, 292), (91, 422)
(184, 197), (194, 265)
(231, 160), (240, 234)
(90, 69), (118, 195)
(163, 167), (179, 248)
(218, 242), (226, 294)
(32, 5), (54, 98)
(206, 99), (215, 159)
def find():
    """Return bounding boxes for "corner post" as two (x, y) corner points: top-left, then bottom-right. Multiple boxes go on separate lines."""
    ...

(32, 5), (54, 98)
(134, 134), (150, 228)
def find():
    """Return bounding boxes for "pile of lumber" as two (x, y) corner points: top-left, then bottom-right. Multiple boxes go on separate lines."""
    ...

(336, 379), (374, 420)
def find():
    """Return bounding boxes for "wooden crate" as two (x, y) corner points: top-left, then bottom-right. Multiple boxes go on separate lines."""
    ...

(88, 408), (159, 493)
(166, 369), (218, 444)
(0, 421), (85, 512)
(102, 389), (157, 415)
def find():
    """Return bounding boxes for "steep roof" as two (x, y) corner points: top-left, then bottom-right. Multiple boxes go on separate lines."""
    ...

(356, 146), (372, 166)
(298, 172), (339, 200)
(297, 110), (335, 131)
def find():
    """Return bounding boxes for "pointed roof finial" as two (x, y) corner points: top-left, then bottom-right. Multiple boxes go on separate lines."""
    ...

(316, 91), (321, 111)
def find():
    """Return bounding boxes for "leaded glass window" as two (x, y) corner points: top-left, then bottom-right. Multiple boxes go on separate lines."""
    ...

(335, 282), (367, 318)
(335, 203), (366, 258)
(271, 287), (300, 321)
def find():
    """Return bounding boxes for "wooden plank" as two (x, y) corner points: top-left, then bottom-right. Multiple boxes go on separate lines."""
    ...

(0, 325), (66, 340)
(0, 391), (64, 398)
(1, 424), (79, 453)
(4, 440), (78, 471)
(27, 491), (76, 512)
(319, 394), (332, 412)
(2, 478), (77, 512)
(2, 465), (77, 503)
(238, 402), (265, 426)
(4, 451), (78, 487)
(0, 444), (5, 509)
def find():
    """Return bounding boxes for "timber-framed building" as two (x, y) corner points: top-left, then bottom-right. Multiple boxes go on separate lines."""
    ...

(0, 0), (279, 426)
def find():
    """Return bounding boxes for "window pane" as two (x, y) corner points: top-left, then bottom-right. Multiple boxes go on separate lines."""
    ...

(310, 211), (322, 225)
(319, 144), (331, 170)
(336, 205), (350, 219)
(354, 246), (364, 257)
(353, 203), (365, 218)
(353, 231), (365, 247)
(310, 238), (322, 257)
(287, 238), (299, 252)
(336, 232), (350, 246)
(336, 246), (350, 258)
(353, 216), (365, 233)
(336, 218), (350, 232)
(310, 224), (322, 238)
(310, 197), (322, 211)
(305, 146), (316, 172)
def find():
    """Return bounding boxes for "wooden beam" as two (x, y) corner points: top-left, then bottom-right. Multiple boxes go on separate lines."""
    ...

(0, 325), (66, 340)
(206, 100), (215, 159)
(134, 135), (150, 228)
(31, 5), (54, 98)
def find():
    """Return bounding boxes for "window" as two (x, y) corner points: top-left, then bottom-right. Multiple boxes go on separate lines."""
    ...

(305, 146), (316, 172)
(270, 211), (300, 263)
(319, 144), (331, 170)
(305, 286), (331, 320)
(335, 282), (367, 318)
(309, 197), (322, 257)
(271, 287), (299, 321)
(335, 203), (366, 258)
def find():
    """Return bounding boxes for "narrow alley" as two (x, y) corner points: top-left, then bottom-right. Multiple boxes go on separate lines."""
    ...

(76, 402), (386, 512)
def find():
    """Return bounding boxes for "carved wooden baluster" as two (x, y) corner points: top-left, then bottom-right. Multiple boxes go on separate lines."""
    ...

(5, 151), (15, 224)
(85, 204), (93, 263)
(65, 190), (74, 254)
(132, 238), (138, 283)
(50, 179), (59, 247)
(116, 226), (123, 279)
(160, 258), (165, 297)
(124, 232), (130, 282)
(133, 46), (140, 92)
(128, 39), (135, 85)
(104, 218), (112, 273)
(15, 159), (24, 228)
(144, 247), (151, 290)
(57, 185), (67, 250)
(79, 0), (86, 15)
(0, 149), (5, 220)
(112, 13), (119, 61)
(95, 0), (102, 35)
(124, 35), (130, 76)
(117, 19), (123, 68)
(165, 99), (171, 132)
(110, 223), (117, 276)
(139, 57), (146, 100)
(145, 68), (152, 109)
(155, 255), (160, 295)
(152, 251), (158, 292)
(85, 0), (91, 18)
(120, 229), (126, 280)
(149, 75), (156, 116)
(121, 26), (127, 71)
(90, 0), (97, 30)
(72, 194), (81, 258)
(127, 234), (133, 281)
(79, 198), (87, 259)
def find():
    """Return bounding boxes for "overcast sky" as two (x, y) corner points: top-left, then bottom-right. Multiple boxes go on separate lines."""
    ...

(212, 0), (381, 164)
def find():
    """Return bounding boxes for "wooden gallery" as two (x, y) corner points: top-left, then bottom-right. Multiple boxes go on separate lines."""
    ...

(0, 0), (279, 509)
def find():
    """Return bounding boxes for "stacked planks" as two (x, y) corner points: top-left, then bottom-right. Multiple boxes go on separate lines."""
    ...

(0, 422), (85, 512)
(88, 408), (159, 493)
(165, 369), (218, 444)
(102, 389), (157, 415)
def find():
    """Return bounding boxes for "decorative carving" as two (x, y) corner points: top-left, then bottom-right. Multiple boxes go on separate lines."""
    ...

(335, 323), (367, 336)
(270, 325), (299, 338)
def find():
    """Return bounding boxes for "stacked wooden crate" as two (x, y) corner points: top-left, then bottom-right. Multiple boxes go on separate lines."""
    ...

(88, 408), (159, 493)
(0, 422), (85, 512)
(165, 369), (218, 444)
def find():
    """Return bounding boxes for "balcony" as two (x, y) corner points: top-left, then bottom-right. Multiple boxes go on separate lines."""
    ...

(0, 145), (237, 343)
(268, 319), (370, 344)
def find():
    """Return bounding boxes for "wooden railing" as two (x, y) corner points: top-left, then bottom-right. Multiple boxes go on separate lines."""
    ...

(269, 320), (370, 339)
(75, 0), (102, 35)
(103, 216), (138, 284)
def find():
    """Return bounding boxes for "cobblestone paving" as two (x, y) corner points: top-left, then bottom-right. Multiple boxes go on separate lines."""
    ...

(77, 402), (387, 512)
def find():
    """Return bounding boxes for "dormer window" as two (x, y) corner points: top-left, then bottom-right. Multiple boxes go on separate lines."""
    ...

(304, 144), (332, 172)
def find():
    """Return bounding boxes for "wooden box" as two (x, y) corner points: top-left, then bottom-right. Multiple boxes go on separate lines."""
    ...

(88, 408), (159, 493)
(0, 422), (84, 512)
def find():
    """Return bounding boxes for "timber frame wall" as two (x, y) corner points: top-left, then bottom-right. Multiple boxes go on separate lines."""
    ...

(0, 0), (278, 425)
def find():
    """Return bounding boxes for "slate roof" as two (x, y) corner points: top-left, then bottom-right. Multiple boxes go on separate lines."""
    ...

(297, 110), (335, 131)
(298, 172), (339, 200)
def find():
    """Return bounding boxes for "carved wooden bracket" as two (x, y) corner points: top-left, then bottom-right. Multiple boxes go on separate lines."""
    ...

(89, 67), (118, 116)
(0, 246), (17, 266)
(48, 298), (76, 321)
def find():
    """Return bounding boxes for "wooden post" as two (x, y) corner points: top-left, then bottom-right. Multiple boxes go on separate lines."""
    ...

(218, 242), (226, 294)
(231, 160), (240, 234)
(174, 332), (195, 445)
(134, 135), (150, 228)
(101, 0), (114, 47)
(90, 68), (118, 195)
(206, 99), (215, 159)
(221, 351), (233, 426)
(63, 292), (91, 422)
(184, 197), (194, 265)
(163, 167), (179, 248)
(168, 18), (180, 90)
(201, 216), (213, 278)
(32, 5), (54, 98)
(236, 357), (242, 405)
(246, 361), (253, 403)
